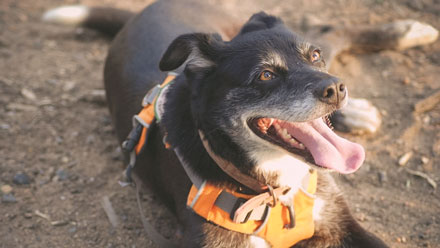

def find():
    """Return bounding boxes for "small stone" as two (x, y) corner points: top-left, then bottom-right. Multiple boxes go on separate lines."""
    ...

(21, 88), (37, 101)
(51, 220), (69, 226)
(398, 152), (413, 166)
(81, 90), (106, 105)
(421, 157), (429, 164)
(378, 171), (387, 184)
(24, 212), (33, 218)
(355, 212), (366, 222)
(5, 213), (17, 220)
(86, 135), (95, 144)
(402, 76), (410, 85)
(55, 169), (69, 181)
(423, 116), (430, 124)
(61, 156), (69, 163)
(0, 123), (10, 130)
(70, 188), (81, 194)
(63, 81), (76, 92)
(13, 172), (31, 185)
(68, 226), (77, 234)
(1, 185), (13, 194)
(2, 194), (17, 203)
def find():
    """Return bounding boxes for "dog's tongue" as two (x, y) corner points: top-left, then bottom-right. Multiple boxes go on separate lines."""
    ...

(278, 118), (365, 174)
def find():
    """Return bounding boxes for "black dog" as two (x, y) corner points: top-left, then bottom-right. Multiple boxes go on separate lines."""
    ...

(44, 1), (389, 247)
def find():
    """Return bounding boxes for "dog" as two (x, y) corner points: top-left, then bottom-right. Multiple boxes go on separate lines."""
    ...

(44, 1), (389, 247)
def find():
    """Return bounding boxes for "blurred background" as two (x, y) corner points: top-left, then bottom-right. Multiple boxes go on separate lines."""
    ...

(0, 0), (439, 247)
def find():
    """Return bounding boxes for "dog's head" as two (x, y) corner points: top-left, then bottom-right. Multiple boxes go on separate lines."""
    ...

(160, 12), (364, 188)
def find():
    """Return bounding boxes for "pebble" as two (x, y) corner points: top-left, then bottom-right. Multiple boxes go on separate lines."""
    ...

(68, 226), (77, 234)
(61, 156), (69, 163)
(0, 123), (10, 130)
(55, 169), (69, 181)
(21, 88), (37, 101)
(378, 171), (387, 184)
(1, 184), (13, 194)
(51, 220), (69, 226)
(355, 212), (366, 222)
(86, 135), (95, 144)
(398, 152), (413, 166)
(63, 81), (77, 92)
(2, 194), (17, 203)
(422, 116), (430, 124)
(13, 172), (31, 185)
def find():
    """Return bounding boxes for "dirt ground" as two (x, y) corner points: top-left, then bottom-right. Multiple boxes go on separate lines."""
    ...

(1, 0), (439, 247)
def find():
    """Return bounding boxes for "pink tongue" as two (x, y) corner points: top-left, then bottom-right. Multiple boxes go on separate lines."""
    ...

(278, 118), (365, 174)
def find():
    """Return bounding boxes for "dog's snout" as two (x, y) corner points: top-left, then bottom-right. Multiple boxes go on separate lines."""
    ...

(316, 77), (346, 106)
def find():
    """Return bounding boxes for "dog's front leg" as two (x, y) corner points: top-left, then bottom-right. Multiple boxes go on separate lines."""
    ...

(180, 212), (206, 248)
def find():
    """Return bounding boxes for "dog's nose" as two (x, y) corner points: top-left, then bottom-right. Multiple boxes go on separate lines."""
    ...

(316, 77), (346, 107)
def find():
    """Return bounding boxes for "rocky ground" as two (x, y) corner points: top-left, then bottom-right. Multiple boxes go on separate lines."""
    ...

(1, 0), (439, 247)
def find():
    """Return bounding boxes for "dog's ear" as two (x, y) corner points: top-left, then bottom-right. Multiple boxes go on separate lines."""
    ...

(239, 12), (284, 35)
(159, 33), (222, 71)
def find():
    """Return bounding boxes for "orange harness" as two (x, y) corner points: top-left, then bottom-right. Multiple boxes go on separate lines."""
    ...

(123, 74), (317, 248)
(187, 172), (317, 248)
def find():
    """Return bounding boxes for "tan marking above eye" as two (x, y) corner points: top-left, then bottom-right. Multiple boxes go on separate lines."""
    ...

(311, 49), (321, 63)
(259, 70), (276, 81)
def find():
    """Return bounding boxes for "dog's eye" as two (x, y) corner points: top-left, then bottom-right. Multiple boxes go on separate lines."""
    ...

(311, 49), (321, 63)
(259, 70), (276, 81)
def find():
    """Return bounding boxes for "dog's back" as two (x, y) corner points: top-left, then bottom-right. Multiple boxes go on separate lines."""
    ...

(103, 0), (240, 143)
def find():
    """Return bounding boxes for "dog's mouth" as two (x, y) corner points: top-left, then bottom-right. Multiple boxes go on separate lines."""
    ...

(248, 116), (365, 174)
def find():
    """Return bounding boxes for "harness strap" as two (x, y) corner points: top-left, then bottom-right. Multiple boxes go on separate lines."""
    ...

(173, 147), (204, 189)
(132, 173), (178, 248)
(198, 131), (266, 193)
(120, 73), (178, 248)
(233, 186), (291, 223)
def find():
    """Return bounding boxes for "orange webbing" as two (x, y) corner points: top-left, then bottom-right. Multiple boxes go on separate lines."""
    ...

(134, 74), (176, 154)
(187, 171), (317, 248)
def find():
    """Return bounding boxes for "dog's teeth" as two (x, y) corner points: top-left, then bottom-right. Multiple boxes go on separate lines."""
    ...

(268, 118), (274, 127)
(288, 138), (298, 145)
(298, 143), (305, 149)
(281, 129), (290, 139)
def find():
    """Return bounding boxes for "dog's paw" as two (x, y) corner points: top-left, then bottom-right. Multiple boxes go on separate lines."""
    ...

(331, 98), (381, 134)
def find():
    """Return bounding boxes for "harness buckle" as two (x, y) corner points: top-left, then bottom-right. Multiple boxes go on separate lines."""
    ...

(142, 84), (161, 107)
(229, 197), (249, 223)
(120, 114), (151, 185)
(118, 150), (136, 186)
(285, 203), (296, 229)
(266, 184), (277, 208)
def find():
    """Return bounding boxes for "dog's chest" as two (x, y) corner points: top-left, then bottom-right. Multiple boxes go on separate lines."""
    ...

(249, 236), (270, 248)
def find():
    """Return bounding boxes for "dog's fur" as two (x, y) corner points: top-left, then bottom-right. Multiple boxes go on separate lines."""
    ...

(45, 1), (389, 247)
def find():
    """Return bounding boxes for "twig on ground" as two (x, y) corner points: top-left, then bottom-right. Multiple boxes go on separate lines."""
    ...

(34, 210), (51, 221)
(101, 196), (120, 228)
(414, 90), (440, 114)
(405, 168), (437, 189)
